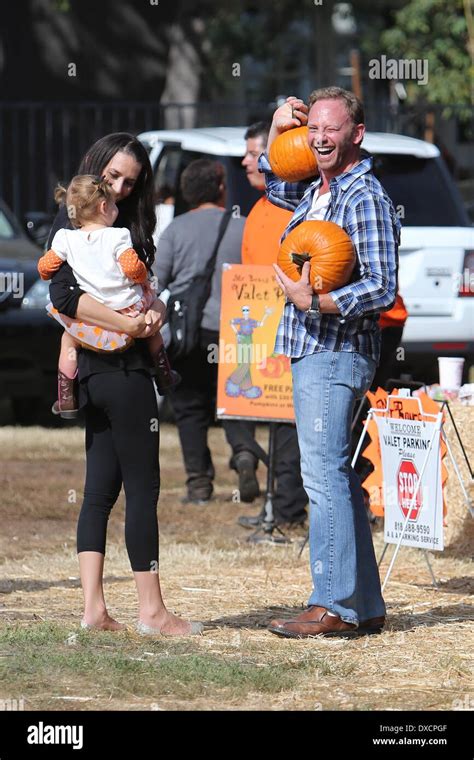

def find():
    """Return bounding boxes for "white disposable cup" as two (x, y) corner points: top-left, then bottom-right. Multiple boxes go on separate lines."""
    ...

(438, 357), (465, 389)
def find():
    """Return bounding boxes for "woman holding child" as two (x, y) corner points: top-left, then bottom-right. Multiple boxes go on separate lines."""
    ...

(45, 132), (202, 636)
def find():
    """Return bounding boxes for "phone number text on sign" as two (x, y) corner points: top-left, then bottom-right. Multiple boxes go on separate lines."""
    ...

(385, 520), (441, 547)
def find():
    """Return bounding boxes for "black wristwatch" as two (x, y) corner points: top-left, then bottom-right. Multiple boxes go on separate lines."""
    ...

(305, 293), (320, 318)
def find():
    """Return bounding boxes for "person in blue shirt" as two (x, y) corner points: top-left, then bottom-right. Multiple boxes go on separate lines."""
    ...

(264, 87), (400, 638)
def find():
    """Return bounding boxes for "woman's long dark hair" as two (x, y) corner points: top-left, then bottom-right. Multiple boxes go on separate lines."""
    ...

(78, 133), (156, 270)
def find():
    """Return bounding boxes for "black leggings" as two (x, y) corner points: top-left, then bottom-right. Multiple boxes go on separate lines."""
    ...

(77, 370), (160, 572)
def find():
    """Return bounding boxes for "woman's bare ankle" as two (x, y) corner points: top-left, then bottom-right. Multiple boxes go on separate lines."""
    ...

(82, 608), (124, 630)
(138, 609), (167, 629)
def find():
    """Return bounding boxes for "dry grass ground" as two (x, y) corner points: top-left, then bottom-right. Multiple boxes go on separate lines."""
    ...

(0, 418), (472, 712)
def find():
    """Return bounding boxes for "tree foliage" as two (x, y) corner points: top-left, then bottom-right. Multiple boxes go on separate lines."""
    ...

(1, 0), (471, 113)
(381, 0), (473, 107)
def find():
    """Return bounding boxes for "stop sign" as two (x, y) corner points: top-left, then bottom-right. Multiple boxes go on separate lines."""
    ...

(397, 460), (422, 521)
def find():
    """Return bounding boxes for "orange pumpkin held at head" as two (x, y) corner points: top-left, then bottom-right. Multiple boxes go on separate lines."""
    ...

(277, 220), (356, 293)
(269, 126), (319, 182)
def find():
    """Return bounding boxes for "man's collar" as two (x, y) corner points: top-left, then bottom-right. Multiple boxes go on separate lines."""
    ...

(306, 154), (373, 197)
(329, 155), (374, 192)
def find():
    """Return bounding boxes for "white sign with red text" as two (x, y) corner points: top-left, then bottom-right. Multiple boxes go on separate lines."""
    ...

(375, 416), (444, 551)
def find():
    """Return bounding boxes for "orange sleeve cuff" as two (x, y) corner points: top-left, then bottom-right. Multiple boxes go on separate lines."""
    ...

(118, 248), (147, 283)
(37, 250), (65, 281)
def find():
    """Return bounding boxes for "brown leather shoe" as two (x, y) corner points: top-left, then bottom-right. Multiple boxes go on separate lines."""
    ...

(268, 605), (359, 639)
(358, 615), (385, 634)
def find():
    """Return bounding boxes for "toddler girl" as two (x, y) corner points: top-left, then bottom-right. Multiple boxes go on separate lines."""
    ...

(38, 174), (179, 417)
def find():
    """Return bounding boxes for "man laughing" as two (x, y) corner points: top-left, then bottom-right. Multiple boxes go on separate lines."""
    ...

(260, 87), (400, 638)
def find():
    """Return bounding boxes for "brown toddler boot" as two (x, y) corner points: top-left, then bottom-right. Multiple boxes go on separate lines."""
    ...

(153, 345), (181, 395)
(51, 370), (79, 419)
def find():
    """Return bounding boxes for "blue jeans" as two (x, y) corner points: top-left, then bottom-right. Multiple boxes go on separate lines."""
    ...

(292, 350), (386, 625)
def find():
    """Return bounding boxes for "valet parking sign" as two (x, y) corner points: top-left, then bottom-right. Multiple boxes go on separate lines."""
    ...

(375, 416), (444, 551)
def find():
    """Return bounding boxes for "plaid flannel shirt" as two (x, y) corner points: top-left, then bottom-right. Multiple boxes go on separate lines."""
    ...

(258, 152), (401, 363)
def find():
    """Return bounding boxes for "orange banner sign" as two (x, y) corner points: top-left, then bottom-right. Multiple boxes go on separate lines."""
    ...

(216, 264), (294, 421)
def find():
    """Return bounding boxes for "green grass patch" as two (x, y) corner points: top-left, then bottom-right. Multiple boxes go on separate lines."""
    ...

(0, 623), (305, 703)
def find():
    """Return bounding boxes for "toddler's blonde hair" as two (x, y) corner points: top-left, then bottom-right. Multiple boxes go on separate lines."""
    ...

(54, 175), (114, 228)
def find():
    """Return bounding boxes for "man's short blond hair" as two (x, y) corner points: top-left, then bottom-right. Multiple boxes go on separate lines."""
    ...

(308, 87), (364, 125)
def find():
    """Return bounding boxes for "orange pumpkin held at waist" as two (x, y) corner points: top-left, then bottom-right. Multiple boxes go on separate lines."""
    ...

(277, 220), (356, 293)
(269, 126), (319, 182)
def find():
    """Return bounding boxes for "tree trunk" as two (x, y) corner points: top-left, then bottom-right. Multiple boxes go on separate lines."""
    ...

(160, 22), (203, 129)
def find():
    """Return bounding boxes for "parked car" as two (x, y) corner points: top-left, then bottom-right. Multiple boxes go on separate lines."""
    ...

(24, 210), (56, 249)
(0, 199), (62, 423)
(139, 127), (474, 384)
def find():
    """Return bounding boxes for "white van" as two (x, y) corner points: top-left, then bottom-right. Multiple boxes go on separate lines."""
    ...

(139, 127), (474, 384)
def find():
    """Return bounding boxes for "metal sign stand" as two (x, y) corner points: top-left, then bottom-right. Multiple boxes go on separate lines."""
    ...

(352, 394), (473, 591)
(439, 400), (474, 515)
(247, 422), (292, 545)
(376, 542), (439, 588)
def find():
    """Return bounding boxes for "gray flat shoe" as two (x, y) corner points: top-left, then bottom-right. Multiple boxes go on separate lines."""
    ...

(136, 620), (204, 636)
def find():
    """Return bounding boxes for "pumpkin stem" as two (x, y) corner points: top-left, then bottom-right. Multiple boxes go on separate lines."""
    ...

(291, 252), (311, 271)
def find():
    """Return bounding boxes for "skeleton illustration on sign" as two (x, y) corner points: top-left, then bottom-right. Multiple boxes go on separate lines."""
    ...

(225, 305), (273, 399)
